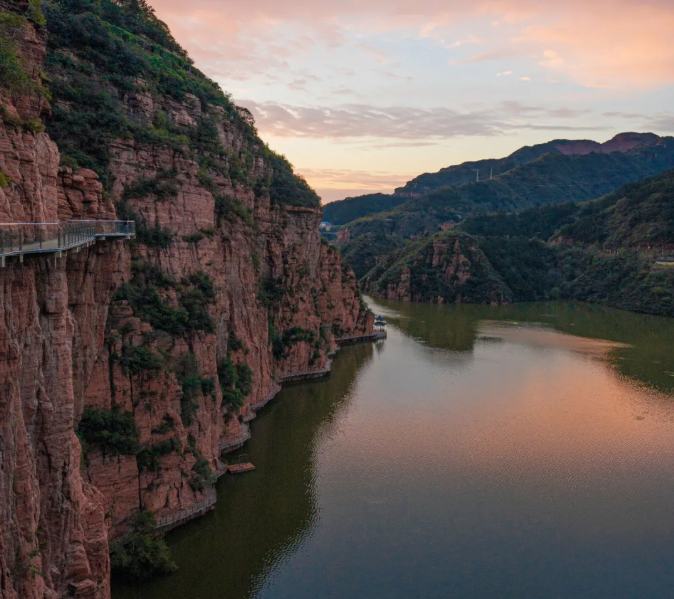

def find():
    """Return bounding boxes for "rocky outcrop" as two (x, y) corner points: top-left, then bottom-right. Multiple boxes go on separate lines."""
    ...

(365, 232), (510, 305)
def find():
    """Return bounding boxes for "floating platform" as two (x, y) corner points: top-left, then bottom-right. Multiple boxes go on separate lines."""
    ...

(227, 462), (255, 474)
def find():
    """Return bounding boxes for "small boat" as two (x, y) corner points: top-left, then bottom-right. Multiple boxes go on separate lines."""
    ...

(227, 453), (255, 474)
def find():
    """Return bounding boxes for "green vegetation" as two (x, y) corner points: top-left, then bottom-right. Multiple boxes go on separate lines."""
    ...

(28, 0), (47, 26)
(337, 140), (674, 240)
(341, 233), (405, 279)
(77, 408), (141, 457)
(43, 0), (319, 206)
(214, 195), (254, 226)
(179, 272), (216, 334)
(0, 12), (41, 96)
(265, 151), (320, 208)
(364, 170), (674, 317)
(136, 437), (181, 471)
(189, 455), (214, 492)
(114, 269), (215, 337)
(322, 193), (408, 226)
(217, 357), (253, 410)
(116, 344), (163, 376)
(110, 511), (177, 581)
(176, 353), (214, 426)
(151, 413), (176, 435)
(557, 169), (674, 249)
(366, 232), (510, 305)
(257, 277), (285, 310)
(122, 171), (180, 202)
(271, 326), (317, 360)
(0, 170), (11, 189)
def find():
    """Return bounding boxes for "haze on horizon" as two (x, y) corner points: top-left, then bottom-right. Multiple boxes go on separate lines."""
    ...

(151, 0), (674, 203)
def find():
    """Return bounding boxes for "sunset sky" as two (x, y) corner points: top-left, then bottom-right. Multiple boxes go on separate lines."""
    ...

(151, 0), (674, 203)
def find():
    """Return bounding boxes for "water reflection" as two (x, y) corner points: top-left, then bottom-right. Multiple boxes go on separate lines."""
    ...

(373, 298), (674, 395)
(113, 343), (374, 599)
(115, 300), (674, 599)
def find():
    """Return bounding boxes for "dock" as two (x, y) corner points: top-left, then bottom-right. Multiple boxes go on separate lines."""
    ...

(227, 462), (256, 474)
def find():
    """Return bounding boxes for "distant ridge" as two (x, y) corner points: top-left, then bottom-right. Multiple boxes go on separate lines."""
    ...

(322, 133), (672, 229)
(394, 133), (661, 197)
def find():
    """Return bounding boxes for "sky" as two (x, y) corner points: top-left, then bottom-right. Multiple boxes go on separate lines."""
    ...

(150, 0), (674, 203)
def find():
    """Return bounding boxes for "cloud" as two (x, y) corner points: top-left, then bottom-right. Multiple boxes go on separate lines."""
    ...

(645, 112), (674, 132)
(240, 101), (508, 139)
(288, 78), (308, 91)
(497, 70), (513, 77)
(602, 111), (642, 119)
(452, 50), (518, 65)
(356, 42), (390, 64)
(547, 108), (592, 119)
(519, 76), (531, 81)
(299, 168), (415, 189)
(238, 99), (622, 141)
(152, 0), (674, 88)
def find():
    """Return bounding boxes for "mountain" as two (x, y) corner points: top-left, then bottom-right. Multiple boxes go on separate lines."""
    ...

(395, 132), (661, 196)
(322, 192), (409, 226)
(324, 133), (670, 232)
(339, 139), (674, 240)
(363, 169), (674, 317)
(0, 2), (371, 598)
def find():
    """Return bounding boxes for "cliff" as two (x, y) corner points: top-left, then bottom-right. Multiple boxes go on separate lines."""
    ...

(364, 232), (511, 304)
(0, 7), (124, 598)
(0, 2), (371, 598)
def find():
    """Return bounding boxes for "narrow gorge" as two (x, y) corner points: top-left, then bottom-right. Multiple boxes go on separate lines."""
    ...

(0, 2), (372, 598)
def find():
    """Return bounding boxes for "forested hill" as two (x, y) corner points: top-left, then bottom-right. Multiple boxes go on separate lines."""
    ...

(322, 193), (409, 226)
(322, 133), (668, 228)
(341, 138), (674, 239)
(362, 169), (674, 317)
(394, 132), (660, 197)
(554, 169), (674, 249)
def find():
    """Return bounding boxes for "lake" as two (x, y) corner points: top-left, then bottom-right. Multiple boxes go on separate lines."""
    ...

(114, 299), (674, 599)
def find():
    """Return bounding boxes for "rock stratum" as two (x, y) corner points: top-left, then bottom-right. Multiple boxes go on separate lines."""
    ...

(0, 2), (371, 598)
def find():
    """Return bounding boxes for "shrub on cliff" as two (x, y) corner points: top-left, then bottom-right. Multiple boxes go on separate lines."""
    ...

(0, 12), (41, 96)
(189, 455), (214, 492)
(218, 357), (253, 410)
(266, 151), (320, 208)
(136, 437), (182, 471)
(110, 511), (177, 581)
(77, 408), (141, 457)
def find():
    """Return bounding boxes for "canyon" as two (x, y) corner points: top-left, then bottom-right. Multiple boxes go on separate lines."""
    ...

(0, 3), (371, 598)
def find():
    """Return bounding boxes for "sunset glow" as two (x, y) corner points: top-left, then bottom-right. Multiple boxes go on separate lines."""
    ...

(150, 0), (674, 202)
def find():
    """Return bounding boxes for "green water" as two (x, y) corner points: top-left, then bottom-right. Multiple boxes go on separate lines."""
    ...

(114, 300), (674, 599)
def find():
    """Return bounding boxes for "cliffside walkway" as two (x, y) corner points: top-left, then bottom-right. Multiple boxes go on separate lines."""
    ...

(155, 486), (217, 534)
(218, 423), (251, 455)
(335, 331), (386, 344)
(0, 220), (135, 267)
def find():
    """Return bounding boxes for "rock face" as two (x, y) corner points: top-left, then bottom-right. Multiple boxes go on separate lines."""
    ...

(0, 5), (372, 599)
(0, 16), (123, 598)
(365, 232), (510, 305)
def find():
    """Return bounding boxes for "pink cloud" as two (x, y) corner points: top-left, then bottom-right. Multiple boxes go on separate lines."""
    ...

(149, 0), (674, 87)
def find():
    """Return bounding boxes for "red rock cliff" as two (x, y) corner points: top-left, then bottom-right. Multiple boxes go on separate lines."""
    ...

(0, 4), (372, 598)
(0, 12), (124, 599)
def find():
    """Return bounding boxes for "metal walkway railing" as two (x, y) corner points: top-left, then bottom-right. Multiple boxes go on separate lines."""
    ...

(0, 220), (135, 266)
(218, 423), (251, 455)
(154, 486), (217, 533)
